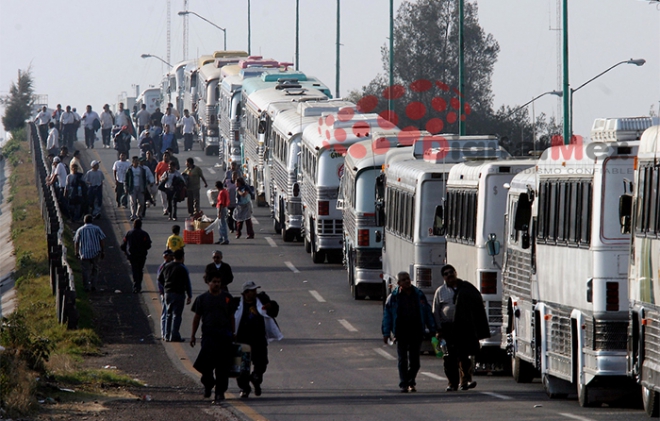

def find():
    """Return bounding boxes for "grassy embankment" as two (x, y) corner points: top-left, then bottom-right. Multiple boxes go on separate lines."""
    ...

(0, 129), (141, 417)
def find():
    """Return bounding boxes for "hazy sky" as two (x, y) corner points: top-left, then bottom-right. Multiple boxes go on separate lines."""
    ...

(1, 0), (658, 140)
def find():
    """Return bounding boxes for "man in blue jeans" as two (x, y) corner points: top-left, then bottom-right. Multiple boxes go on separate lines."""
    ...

(382, 271), (436, 393)
(158, 249), (192, 342)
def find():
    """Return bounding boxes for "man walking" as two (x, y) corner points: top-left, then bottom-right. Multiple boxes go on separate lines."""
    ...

(382, 271), (435, 393)
(121, 219), (152, 293)
(161, 106), (177, 134)
(112, 153), (130, 208)
(183, 157), (208, 216)
(100, 104), (114, 149)
(46, 121), (59, 156)
(59, 105), (76, 149)
(125, 156), (151, 221)
(74, 214), (106, 292)
(135, 103), (151, 134)
(204, 250), (233, 290)
(81, 105), (100, 149)
(179, 109), (197, 151)
(214, 181), (230, 244)
(432, 265), (490, 391)
(158, 249), (193, 342)
(34, 106), (51, 143)
(83, 160), (105, 219)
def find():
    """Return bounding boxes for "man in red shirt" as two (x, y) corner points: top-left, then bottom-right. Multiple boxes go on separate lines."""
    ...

(155, 152), (172, 216)
(215, 181), (230, 245)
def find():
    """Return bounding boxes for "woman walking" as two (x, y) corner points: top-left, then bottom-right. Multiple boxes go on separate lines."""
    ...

(233, 177), (254, 239)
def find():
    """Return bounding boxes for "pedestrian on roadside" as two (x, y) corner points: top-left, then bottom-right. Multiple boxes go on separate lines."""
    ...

(233, 281), (283, 399)
(125, 156), (150, 221)
(160, 124), (177, 155)
(155, 153), (171, 215)
(224, 162), (238, 185)
(234, 177), (254, 239)
(167, 225), (185, 252)
(58, 146), (71, 173)
(112, 153), (130, 208)
(64, 163), (87, 222)
(34, 106), (51, 143)
(432, 265), (490, 392)
(183, 157), (208, 216)
(73, 214), (106, 292)
(214, 181), (230, 245)
(160, 161), (184, 221)
(82, 105), (100, 149)
(100, 104), (114, 149)
(204, 250), (233, 290)
(135, 103), (151, 134)
(144, 151), (159, 206)
(139, 126), (155, 159)
(59, 105), (76, 150)
(161, 106), (177, 134)
(190, 272), (234, 403)
(382, 271), (436, 393)
(121, 218), (152, 293)
(114, 125), (132, 160)
(157, 249), (175, 339)
(178, 109), (197, 152)
(46, 121), (59, 156)
(47, 156), (67, 197)
(150, 107), (163, 128)
(158, 249), (192, 342)
(83, 160), (105, 219)
(70, 150), (83, 174)
(225, 171), (238, 232)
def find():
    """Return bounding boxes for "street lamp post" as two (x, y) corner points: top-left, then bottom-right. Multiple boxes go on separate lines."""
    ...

(506, 90), (562, 155)
(140, 54), (172, 67)
(568, 58), (645, 142)
(178, 10), (227, 51)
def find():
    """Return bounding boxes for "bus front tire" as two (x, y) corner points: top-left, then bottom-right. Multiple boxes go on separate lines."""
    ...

(643, 385), (660, 417)
(512, 355), (535, 383)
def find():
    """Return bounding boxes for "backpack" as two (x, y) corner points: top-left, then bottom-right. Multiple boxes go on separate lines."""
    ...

(248, 185), (255, 200)
(92, 118), (101, 131)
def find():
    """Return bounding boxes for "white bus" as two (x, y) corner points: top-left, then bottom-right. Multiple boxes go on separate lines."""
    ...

(136, 88), (161, 115)
(502, 131), (639, 406)
(270, 100), (356, 242)
(300, 112), (392, 263)
(445, 159), (536, 362)
(619, 121), (660, 416)
(243, 83), (328, 207)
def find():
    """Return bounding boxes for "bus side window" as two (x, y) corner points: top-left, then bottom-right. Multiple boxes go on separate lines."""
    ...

(433, 205), (445, 236)
(514, 192), (533, 249)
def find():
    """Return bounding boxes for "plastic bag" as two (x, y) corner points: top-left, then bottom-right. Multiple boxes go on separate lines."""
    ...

(431, 337), (446, 358)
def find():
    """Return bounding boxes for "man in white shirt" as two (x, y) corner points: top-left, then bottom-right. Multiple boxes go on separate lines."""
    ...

(72, 108), (82, 144)
(115, 102), (130, 129)
(161, 107), (177, 134)
(179, 109), (197, 151)
(47, 156), (68, 210)
(136, 104), (151, 134)
(82, 105), (100, 149)
(34, 106), (51, 143)
(100, 104), (114, 149)
(113, 153), (131, 208)
(60, 105), (76, 150)
(46, 122), (59, 156)
(126, 156), (146, 221)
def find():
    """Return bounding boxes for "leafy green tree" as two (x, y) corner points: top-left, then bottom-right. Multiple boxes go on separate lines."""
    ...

(1, 68), (34, 132)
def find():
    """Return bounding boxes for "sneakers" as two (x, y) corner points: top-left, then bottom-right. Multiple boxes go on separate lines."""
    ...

(408, 385), (417, 393)
(446, 385), (458, 392)
(400, 387), (409, 393)
(204, 387), (212, 398)
(460, 381), (477, 390)
(213, 393), (225, 403)
(239, 389), (250, 399)
(253, 384), (261, 396)
(220, 241), (229, 245)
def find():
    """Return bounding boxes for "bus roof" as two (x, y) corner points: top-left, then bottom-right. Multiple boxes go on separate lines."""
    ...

(386, 159), (457, 190)
(538, 140), (639, 172)
(197, 55), (215, 68)
(273, 100), (357, 138)
(198, 63), (225, 82)
(447, 159), (537, 188)
(246, 86), (328, 116)
(344, 130), (415, 173)
(591, 117), (658, 142)
(638, 125), (660, 156)
(220, 64), (241, 78)
(213, 50), (249, 58)
(301, 112), (393, 152)
(242, 71), (332, 98)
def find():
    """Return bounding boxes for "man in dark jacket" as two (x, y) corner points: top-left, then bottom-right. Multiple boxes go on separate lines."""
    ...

(121, 218), (152, 293)
(382, 271), (436, 393)
(204, 250), (234, 291)
(158, 249), (193, 342)
(432, 264), (490, 391)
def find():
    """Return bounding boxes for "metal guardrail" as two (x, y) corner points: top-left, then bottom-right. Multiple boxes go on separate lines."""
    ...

(28, 123), (78, 329)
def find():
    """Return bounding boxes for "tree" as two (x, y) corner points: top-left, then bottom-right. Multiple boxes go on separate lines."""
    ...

(1, 68), (34, 132)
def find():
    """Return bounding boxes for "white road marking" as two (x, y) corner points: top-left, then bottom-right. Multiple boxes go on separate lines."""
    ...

(265, 237), (277, 248)
(207, 168), (216, 174)
(558, 414), (596, 421)
(252, 216), (259, 225)
(309, 290), (325, 302)
(420, 372), (447, 382)
(194, 156), (202, 162)
(480, 391), (512, 400)
(284, 261), (299, 273)
(374, 348), (396, 361)
(338, 319), (358, 332)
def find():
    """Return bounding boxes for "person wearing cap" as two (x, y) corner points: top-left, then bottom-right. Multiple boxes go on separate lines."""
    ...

(100, 104), (114, 149)
(47, 156), (69, 208)
(121, 218), (152, 293)
(157, 249), (175, 339)
(204, 250), (233, 290)
(83, 160), (105, 219)
(232, 281), (283, 399)
(190, 271), (234, 402)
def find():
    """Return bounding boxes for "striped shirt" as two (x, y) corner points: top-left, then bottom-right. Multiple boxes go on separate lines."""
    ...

(73, 223), (106, 259)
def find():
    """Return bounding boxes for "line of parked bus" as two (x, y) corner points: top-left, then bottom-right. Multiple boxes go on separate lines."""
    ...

(150, 50), (660, 415)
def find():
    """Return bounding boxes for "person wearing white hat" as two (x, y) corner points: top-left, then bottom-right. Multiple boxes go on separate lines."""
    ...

(47, 156), (68, 207)
(232, 280), (283, 399)
(83, 160), (105, 219)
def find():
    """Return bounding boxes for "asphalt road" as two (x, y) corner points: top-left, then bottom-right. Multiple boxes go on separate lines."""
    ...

(80, 141), (648, 421)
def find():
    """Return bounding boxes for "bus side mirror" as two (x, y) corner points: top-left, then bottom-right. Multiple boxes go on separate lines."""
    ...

(619, 194), (632, 234)
(486, 233), (500, 256)
(433, 205), (445, 236)
(375, 202), (385, 227)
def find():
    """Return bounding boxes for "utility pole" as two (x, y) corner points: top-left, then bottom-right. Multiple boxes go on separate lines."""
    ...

(388, 0), (394, 118)
(183, 0), (189, 60)
(458, 0), (465, 135)
(562, 0), (570, 145)
(166, 0), (171, 66)
(295, 0), (300, 70)
(248, 0), (251, 55)
(336, 0), (340, 98)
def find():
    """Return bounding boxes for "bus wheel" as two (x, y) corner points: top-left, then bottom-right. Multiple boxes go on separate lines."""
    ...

(312, 247), (326, 264)
(512, 355), (535, 383)
(643, 385), (660, 417)
(578, 378), (596, 407)
(351, 283), (364, 300)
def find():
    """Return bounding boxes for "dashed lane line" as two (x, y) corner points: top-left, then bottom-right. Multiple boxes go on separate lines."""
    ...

(420, 372), (447, 382)
(252, 216), (259, 225)
(194, 156), (202, 162)
(558, 414), (596, 421)
(207, 168), (216, 174)
(309, 290), (326, 302)
(265, 236), (277, 247)
(480, 391), (513, 400)
(284, 261), (299, 273)
(338, 319), (358, 332)
(374, 348), (396, 361)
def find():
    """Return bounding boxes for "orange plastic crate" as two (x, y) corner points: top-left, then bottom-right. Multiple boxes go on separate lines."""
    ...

(183, 229), (214, 244)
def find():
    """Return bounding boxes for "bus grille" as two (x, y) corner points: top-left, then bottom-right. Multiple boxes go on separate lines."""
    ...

(503, 248), (533, 300)
(487, 300), (502, 325)
(355, 249), (382, 270)
(593, 320), (627, 351)
(319, 219), (342, 235)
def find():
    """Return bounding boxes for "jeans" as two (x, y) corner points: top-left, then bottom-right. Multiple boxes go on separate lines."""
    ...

(396, 337), (422, 389)
(217, 207), (229, 242)
(166, 190), (177, 219)
(236, 219), (254, 237)
(237, 341), (268, 393)
(115, 182), (127, 207)
(88, 185), (103, 218)
(129, 190), (145, 219)
(227, 207), (236, 231)
(187, 188), (201, 215)
(101, 128), (111, 146)
(84, 128), (95, 148)
(164, 292), (185, 341)
(184, 133), (193, 151)
(80, 254), (100, 290)
(160, 294), (168, 340)
(129, 255), (146, 292)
